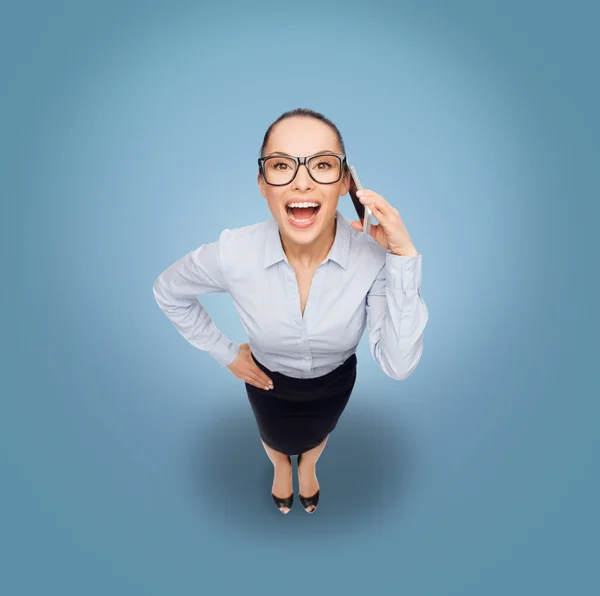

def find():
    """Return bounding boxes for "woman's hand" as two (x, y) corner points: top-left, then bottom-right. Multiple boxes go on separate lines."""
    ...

(349, 190), (419, 257)
(226, 343), (274, 391)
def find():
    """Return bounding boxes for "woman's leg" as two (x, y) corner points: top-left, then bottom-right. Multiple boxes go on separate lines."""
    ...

(297, 434), (329, 512)
(260, 439), (293, 513)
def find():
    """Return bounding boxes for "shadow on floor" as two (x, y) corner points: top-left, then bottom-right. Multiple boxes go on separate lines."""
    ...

(183, 393), (420, 534)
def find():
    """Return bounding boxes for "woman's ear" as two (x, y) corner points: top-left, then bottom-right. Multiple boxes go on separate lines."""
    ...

(257, 172), (268, 199)
(339, 168), (350, 196)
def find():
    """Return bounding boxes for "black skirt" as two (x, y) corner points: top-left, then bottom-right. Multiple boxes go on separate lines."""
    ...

(245, 351), (358, 455)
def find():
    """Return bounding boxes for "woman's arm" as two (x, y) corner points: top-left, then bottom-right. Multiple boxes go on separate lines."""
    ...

(365, 251), (429, 380)
(153, 230), (241, 367)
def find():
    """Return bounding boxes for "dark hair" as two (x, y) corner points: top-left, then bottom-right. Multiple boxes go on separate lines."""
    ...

(258, 108), (347, 169)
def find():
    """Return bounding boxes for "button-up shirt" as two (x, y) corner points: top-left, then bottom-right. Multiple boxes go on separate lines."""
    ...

(153, 209), (429, 380)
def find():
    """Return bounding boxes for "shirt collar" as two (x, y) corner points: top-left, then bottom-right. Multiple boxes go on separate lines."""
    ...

(263, 208), (351, 270)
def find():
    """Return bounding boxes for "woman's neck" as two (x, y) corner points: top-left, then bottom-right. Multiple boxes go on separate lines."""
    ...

(279, 215), (337, 269)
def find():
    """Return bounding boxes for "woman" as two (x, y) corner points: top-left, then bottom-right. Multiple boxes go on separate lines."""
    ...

(153, 108), (429, 514)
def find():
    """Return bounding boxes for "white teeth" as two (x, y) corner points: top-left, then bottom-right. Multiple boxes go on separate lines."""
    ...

(286, 202), (320, 208)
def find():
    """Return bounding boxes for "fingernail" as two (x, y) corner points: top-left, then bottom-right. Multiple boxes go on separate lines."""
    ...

(356, 190), (363, 195)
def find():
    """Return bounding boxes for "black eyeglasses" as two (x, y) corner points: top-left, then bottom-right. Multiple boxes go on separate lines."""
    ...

(258, 152), (347, 186)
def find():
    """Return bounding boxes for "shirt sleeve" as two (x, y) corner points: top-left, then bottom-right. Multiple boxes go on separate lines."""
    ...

(152, 230), (241, 367)
(366, 251), (429, 380)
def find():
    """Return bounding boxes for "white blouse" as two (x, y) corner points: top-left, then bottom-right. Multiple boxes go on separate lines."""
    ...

(153, 209), (429, 380)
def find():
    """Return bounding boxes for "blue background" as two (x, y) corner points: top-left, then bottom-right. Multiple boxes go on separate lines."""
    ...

(2, 0), (598, 594)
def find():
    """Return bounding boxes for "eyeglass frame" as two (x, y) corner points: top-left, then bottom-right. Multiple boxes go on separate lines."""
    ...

(258, 152), (348, 186)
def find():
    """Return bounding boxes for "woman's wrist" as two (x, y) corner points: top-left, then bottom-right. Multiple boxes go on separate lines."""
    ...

(390, 246), (419, 257)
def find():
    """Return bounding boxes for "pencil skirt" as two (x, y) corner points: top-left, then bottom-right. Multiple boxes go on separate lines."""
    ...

(245, 351), (358, 456)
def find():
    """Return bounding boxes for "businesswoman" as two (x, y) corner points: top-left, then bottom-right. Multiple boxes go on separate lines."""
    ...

(153, 108), (429, 514)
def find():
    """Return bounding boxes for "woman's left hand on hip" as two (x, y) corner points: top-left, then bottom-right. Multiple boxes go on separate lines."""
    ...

(349, 189), (419, 257)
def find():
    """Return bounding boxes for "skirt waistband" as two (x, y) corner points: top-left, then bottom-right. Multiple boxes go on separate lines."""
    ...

(250, 351), (357, 395)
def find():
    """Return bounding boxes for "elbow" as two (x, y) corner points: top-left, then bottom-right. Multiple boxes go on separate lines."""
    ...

(381, 340), (424, 381)
(390, 360), (419, 381)
(153, 275), (165, 308)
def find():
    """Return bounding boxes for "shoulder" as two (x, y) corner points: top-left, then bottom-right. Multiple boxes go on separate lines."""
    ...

(216, 218), (271, 268)
(218, 219), (269, 245)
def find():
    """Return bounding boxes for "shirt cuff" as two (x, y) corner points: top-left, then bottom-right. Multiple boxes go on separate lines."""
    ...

(209, 336), (241, 367)
(385, 251), (422, 291)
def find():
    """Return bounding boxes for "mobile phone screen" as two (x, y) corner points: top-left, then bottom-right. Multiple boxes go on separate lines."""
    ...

(348, 166), (365, 221)
(348, 165), (372, 234)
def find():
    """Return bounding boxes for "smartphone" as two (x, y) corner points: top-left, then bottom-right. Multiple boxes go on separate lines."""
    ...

(348, 164), (372, 235)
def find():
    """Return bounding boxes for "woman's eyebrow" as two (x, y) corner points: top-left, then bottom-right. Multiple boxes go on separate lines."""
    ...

(268, 149), (336, 156)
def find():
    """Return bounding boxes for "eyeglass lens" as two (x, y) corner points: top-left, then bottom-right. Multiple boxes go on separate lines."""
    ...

(263, 155), (342, 184)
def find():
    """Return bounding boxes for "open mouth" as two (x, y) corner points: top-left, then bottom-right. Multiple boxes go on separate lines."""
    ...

(285, 204), (321, 225)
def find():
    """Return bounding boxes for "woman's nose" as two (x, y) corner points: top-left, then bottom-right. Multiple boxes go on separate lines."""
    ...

(292, 163), (313, 188)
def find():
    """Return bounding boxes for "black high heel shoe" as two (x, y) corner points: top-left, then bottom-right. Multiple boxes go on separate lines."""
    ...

(272, 454), (293, 514)
(297, 452), (320, 513)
